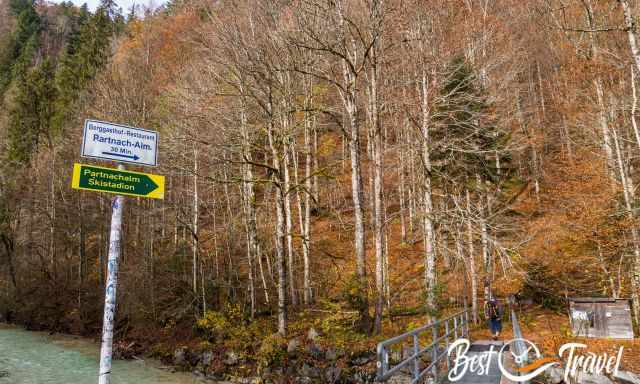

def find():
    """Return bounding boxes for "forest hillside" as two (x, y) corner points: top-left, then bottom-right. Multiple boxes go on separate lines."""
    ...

(2, 0), (640, 381)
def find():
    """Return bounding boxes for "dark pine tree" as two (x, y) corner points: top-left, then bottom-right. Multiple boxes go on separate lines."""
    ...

(8, 59), (57, 163)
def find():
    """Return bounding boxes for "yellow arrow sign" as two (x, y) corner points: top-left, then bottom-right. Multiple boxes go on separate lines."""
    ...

(72, 163), (165, 199)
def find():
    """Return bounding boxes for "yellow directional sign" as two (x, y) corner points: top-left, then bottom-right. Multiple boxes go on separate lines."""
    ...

(72, 163), (165, 199)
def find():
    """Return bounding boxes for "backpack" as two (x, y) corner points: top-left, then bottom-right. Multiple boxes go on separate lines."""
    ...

(487, 301), (500, 320)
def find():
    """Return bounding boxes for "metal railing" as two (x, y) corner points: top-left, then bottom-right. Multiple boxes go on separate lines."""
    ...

(510, 306), (529, 384)
(376, 310), (469, 383)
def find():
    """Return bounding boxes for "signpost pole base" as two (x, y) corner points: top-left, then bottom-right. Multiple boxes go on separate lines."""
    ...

(98, 164), (125, 384)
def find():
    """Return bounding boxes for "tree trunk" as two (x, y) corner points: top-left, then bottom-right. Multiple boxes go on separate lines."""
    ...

(267, 104), (287, 336)
(283, 140), (297, 307)
(192, 145), (199, 295)
(419, 70), (437, 320)
(240, 90), (257, 318)
(466, 190), (478, 323)
(612, 126), (640, 325)
(369, 60), (385, 334)
(620, 0), (640, 76)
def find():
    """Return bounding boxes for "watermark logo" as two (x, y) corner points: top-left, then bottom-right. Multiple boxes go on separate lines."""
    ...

(447, 338), (624, 383)
(497, 339), (559, 382)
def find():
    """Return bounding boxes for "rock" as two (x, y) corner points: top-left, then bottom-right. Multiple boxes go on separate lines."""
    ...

(614, 371), (640, 384)
(575, 372), (614, 384)
(287, 338), (301, 354)
(201, 351), (214, 367)
(173, 347), (187, 366)
(0, 371), (9, 378)
(351, 354), (374, 366)
(230, 377), (253, 384)
(300, 363), (322, 378)
(352, 369), (376, 383)
(325, 366), (342, 383)
(223, 351), (239, 366)
(546, 367), (564, 384)
(307, 327), (319, 341)
(306, 343), (323, 359)
(325, 347), (339, 361)
(192, 369), (205, 378)
(388, 373), (412, 384)
(188, 351), (201, 366)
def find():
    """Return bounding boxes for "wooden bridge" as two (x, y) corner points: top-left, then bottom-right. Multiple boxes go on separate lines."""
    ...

(375, 303), (529, 384)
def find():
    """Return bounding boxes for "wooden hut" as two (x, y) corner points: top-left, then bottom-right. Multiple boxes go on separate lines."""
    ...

(568, 298), (634, 339)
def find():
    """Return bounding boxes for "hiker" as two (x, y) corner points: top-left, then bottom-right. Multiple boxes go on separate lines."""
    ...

(485, 297), (503, 340)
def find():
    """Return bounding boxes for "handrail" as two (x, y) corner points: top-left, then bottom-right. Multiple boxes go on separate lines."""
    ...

(376, 309), (469, 383)
(510, 299), (529, 384)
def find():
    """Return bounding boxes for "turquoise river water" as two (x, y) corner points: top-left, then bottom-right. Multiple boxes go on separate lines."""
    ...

(0, 325), (202, 384)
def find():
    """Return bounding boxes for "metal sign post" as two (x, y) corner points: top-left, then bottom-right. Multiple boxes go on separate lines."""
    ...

(73, 119), (161, 384)
(98, 164), (125, 384)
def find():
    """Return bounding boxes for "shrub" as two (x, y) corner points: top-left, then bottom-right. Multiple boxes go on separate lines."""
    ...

(195, 310), (231, 341)
(256, 333), (287, 371)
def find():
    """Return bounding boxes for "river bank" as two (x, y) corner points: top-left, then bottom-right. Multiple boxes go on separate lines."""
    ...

(0, 323), (204, 384)
(0, 317), (381, 384)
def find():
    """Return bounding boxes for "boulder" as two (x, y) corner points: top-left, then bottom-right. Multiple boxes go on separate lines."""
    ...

(614, 371), (640, 384)
(546, 367), (564, 384)
(325, 347), (340, 361)
(223, 351), (240, 366)
(307, 327), (319, 341)
(192, 369), (205, 379)
(325, 366), (342, 383)
(173, 347), (187, 366)
(306, 343), (324, 359)
(287, 338), (301, 354)
(388, 373), (412, 384)
(201, 351), (214, 367)
(574, 371), (614, 384)
(188, 351), (201, 366)
(351, 353), (375, 366)
(300, 363), (322, 378)
(351, 369), (376, 383)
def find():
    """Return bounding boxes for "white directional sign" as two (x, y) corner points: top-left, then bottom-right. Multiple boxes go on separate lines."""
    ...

(81, 119), (158, 167)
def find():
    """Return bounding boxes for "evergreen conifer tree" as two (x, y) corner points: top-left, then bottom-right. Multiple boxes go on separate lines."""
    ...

(435, 56), (509, 185)
(8, 59), (57, 163)
(0, 0), (40, 93)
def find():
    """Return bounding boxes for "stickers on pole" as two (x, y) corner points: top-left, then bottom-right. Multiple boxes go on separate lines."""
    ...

(81, 119), (158, 167)
(72, 163), (165, 199)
